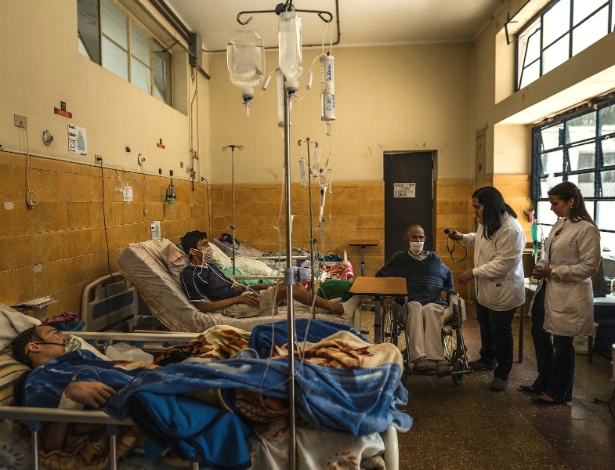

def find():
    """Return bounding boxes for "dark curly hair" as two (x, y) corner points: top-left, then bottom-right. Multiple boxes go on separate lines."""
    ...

(180, 230), (208, 255)
(472, 186), (517, 240)
(11, 326), (43, 367)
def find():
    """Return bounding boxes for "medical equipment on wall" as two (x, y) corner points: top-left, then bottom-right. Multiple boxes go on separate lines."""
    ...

(165, 181), (176, 214)
(222, 144), (244, 275)
(227, 29), (265, 114)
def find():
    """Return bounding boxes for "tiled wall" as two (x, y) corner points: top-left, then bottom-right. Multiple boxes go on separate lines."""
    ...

(0, 151), (208, 317)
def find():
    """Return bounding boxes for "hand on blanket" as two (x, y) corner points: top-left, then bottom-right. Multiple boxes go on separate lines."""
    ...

(235, 293), (261, 307)
(65, 381), (116, 409)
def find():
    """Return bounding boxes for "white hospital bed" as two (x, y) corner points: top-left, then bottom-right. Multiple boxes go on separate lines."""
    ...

(0, 307), (400, 469)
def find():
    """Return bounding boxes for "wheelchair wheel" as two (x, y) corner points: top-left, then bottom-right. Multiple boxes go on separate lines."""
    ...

(451, 358), (464, 385)
(381, 299), (397, 345)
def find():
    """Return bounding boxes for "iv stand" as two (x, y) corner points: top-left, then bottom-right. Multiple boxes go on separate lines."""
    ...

(298, 137), (318, 295)
(222, 144), (244, 275)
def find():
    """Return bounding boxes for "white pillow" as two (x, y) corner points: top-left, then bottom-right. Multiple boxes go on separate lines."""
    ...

(235, 257), (275, 276)
(210, 243), (233, 270)
(160, 240), (190, 284)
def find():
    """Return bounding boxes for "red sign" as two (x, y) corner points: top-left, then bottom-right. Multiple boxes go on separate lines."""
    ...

(54, 107), (72, 118)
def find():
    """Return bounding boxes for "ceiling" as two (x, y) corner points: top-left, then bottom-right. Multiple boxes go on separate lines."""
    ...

(164, 0), (508, 52)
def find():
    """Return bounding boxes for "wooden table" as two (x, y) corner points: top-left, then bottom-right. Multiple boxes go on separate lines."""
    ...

(349, 240), (379, 276)
(350, 276), (407, 342)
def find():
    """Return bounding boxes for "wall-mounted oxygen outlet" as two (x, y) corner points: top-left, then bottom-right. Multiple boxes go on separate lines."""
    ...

(14, 114), (27, 129)
(137, 154), (145, 166)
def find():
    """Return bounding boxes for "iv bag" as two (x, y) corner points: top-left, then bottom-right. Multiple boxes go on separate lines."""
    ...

(227, 29), (265, 103)
(278, 11), (303, 92)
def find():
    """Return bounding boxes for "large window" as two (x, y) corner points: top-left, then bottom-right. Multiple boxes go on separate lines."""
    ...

(517, 0), (615, 89)
(532, 97), (615, 251)
(78, 0), (172, 105)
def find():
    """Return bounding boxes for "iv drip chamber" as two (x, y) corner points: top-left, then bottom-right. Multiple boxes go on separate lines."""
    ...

(227, 29), (265, 103)
(278, 10), (303, 92)
(320, 53), (335, 121)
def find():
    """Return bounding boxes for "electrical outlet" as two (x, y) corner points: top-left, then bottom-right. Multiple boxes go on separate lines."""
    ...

(14, 114), (27, 129)
(95, 155), (103, 164)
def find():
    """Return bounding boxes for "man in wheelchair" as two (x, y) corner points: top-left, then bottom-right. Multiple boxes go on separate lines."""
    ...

(376, 225), (454, 377)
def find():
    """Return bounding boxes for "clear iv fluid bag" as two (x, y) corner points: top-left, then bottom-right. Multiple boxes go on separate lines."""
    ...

(279, 11), (303, 92)
(320, 53), (335, 121)
(227, 29), (265, 102)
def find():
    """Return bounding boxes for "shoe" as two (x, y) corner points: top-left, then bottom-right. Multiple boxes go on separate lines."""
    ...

(518, 385), (543, 395)
(469, 360), (497, 371)
(436, 361), (452, 377)
(532, 395), (566, 405)
(489, 377), (509, 391)
(413, 358), (435, 373)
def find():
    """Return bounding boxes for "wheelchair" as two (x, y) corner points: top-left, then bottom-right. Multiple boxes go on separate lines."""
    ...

(380, 290), (472, 385)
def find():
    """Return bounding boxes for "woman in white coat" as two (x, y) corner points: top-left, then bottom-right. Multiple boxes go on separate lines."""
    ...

(449, 186), (526, 392)
(521, 182), (600, 405)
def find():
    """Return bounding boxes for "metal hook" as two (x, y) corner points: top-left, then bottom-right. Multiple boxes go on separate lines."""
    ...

(236, 7), (333, 26)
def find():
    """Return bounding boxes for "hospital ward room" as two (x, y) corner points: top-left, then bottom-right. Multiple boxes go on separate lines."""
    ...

(2, 0), (615, 468)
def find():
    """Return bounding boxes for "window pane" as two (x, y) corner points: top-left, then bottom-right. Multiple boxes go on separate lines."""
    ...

(78, 0), (100, 63)
(131, 57), (151, 94)
(543, 0), (570, 46)
(572, 7), (609, 55)
(602, 169), (615, 197)
(573, 0), (608, 25)
(543, 35), (570, 74)
(101, 0), (127, 49)
(536, 201), (558, 225)
(601, 231), (615, 253)
(154, 41), (171, 104)
(541, 123), (564, 151)
(567, 172), (595, 197)
(569, 143), (596, 171)
(102, 37), (128, 80)
(131, 22), (150, 67)
(540, 175), (563, 195)
(567, 112), (596, 144)
(599, 103), (615, 136)
(519, 61), (540, 89)
(601, 138), (615, 166)
(541, 149), (564, 175)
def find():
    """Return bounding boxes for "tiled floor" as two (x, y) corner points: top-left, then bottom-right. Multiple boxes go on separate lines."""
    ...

(360, 304), (615, 469)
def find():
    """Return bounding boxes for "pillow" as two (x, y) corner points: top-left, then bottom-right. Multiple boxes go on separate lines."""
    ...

(234, 257), (274, 276)
(210, 242), (233, 270)
(160, 240), (190, 284)
(0, 350), (30, 406)
(0, 303), (41, 351)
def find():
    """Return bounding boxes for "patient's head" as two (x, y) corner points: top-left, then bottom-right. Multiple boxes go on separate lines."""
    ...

(404, 225), (426, 255)
(12, 325), (67, 368)
(181, 230), (208, 254)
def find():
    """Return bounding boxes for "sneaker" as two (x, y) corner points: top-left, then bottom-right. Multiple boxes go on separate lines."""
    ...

(469, 360), (497, 371)
(489, 377), (509, 391)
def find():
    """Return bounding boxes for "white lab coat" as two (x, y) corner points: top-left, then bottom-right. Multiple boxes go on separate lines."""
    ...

(463, 213), (526, 311)
(535, 218), (601, 337)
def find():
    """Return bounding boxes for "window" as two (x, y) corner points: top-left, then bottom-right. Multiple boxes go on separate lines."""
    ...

(78, 0), (172, 105)
(532, 97), (615, 251)
(516, 0), (613, 90)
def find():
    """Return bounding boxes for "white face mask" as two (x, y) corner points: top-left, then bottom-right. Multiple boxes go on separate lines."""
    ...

(409, 241), (424, 255)
(200, 246), (214, 265)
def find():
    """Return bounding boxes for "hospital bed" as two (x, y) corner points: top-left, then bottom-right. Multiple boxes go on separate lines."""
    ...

(116, 238), (362, 333)
(0, 304), (403, 469)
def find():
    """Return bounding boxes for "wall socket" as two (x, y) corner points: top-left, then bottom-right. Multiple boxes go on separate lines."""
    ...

(14, 114), (27, 129)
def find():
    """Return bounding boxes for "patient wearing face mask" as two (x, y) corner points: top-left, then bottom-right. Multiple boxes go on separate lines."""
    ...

(376, 224), (454, 376)
(179, 230), (363, 319)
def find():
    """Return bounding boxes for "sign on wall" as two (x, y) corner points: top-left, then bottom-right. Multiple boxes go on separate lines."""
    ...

(68, 124), (87, 156)
(394, 183), (416, 198)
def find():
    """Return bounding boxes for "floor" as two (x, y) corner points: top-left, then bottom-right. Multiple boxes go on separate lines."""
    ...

(359, 303), (615, 470)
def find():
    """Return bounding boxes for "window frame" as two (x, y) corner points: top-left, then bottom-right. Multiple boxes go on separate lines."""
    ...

(516, 0), (614, 90)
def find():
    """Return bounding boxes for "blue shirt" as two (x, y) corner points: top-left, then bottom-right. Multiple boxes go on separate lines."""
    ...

(180, 264), (241, 302)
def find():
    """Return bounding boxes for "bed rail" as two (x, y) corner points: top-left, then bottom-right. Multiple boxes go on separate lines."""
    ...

(81, 272), (138, 332)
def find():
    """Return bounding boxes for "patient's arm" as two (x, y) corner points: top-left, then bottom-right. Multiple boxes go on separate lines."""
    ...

(193, 293), (261, 312)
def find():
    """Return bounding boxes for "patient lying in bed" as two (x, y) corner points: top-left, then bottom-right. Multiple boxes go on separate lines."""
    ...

(180, 230), (362, 319)
(12, 321), (411, 469)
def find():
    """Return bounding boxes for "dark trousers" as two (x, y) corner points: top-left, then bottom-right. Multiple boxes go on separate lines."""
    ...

(530, 288), (553, 393)
(476, 302), (516, 381)
(547, 335), (575, 402)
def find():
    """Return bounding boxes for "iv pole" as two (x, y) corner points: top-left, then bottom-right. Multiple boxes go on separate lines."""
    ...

(222, 144), (244, 275)
(298, 137), (318, 294)
(233, 6), (334, 469)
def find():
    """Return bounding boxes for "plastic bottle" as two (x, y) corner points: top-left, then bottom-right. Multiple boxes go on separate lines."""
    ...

(227, 29), (265, 104)
(278, 11), (303, 92)
(320, 53), (335, 121)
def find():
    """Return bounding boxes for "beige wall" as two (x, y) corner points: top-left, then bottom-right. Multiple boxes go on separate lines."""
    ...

(204, 44), (476, 184)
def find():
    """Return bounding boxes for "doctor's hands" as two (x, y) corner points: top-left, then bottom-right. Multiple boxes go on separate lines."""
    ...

(458, 269), (475, 285)
(531, 266), (553, 279)
(447, 230), (464, 241)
